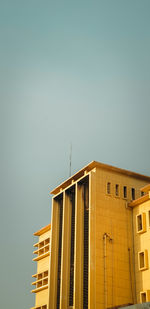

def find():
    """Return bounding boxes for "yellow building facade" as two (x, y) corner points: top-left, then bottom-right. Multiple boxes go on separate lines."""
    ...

(31, 161), (150, 309)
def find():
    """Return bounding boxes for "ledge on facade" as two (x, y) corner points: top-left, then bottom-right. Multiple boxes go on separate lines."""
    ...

(141, 184), (150, 193)
(31, 284), (48, 293)
(129, 194), (149, 207)
(34, 224), (51, 236)
(32, 251), (50, 262)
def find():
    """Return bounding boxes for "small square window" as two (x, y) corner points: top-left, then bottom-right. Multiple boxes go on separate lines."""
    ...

(136, 213), (146, 234)
(138, 250), (148, 271)
(141, 191), (145, 197)
(123, 186), (127, 199)
(115, 184), (119, 197)
(107, 182), (111, 194)
(131, 188), (135, 200)
(37, 280), (42, 288)
(37, 273), (42, 280)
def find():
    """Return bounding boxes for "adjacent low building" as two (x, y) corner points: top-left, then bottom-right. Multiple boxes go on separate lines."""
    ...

(31, 224), (51, 309)
(129, 184), (150, 304)
(31, 161), (150, 309)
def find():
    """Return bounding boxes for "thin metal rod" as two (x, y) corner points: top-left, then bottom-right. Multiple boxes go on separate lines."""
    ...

(69, 143), (72, 177)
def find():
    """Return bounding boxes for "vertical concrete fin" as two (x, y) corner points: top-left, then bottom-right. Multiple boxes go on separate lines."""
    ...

(89, 169), (96, 309)
(74, 183), (84, 309)
(60, 191), (72, 309)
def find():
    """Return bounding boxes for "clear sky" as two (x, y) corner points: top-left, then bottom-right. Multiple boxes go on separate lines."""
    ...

(0, 0), (150, 308)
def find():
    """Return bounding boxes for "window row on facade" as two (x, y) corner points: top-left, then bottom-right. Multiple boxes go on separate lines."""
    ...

(33, 237), (50, 261)
(106, 182), (136, 200)
(136, 211), (150, 234)
(31, 270), (48, 293)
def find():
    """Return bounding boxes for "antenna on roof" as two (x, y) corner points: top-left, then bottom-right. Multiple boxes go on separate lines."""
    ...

(69, 143), (72, 177)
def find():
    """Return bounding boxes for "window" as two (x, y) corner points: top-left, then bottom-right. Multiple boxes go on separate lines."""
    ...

(140, 291), (150, 303)
(32, 270), (48, 293)
(123, 186), (127, 199)
(140, 292), (146, 303)
(115, 184), (119, 197)
(138, 250), (148, 270)
(139, 252), (145, 268)
(141, 191), (145, 197)
(136, 213), (146, 234)
(33, 237), (50, 261)
(131, 188), (135, 200)
(148, 210), (150, 228)
(137, 214), (142, 231)
(107, 182), (111, 194)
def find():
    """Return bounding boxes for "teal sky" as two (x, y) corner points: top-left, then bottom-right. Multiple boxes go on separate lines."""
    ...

(1, 1), (150, 308)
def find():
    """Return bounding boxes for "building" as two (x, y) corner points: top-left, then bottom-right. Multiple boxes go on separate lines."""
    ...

(31, 224), (51, 309)
(31, 161), (150, 309)
(129, 184), (150, 304)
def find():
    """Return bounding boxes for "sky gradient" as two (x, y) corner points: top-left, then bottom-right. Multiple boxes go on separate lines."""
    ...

(0, 1), (150, 308)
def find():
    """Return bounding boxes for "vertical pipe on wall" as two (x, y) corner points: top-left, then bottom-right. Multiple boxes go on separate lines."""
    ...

(131, 209), (137, 304)
(126, 201), (136, 304)
(103, 233), (107, 309)
(103, 233), (113, 309)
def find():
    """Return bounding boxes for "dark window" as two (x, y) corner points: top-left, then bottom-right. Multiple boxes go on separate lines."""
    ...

(141, 292), (146, 303)
(137, 214), (142, 232)
(107, 182), (111, 194)
(115, 184), (119, 196)
(123, 186), (127, 198)
(132, 188), (135, 200)
(139, 252), (145, 269)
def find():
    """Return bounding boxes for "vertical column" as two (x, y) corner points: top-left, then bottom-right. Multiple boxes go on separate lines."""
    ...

(74, 183), (84, 309)
(60, 191), (72, 309)
(89, 169), (96, 309)
(83, 178), (89, 309)
(48, 197), (60, 309)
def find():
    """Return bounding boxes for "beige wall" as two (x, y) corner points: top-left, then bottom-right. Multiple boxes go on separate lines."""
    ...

(94, 167), (148, 308)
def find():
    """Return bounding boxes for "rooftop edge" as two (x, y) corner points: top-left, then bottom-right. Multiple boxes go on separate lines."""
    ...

(34, 224), (51, 236)
(141, 184), (150, 193)
(50, 160), (150, 195)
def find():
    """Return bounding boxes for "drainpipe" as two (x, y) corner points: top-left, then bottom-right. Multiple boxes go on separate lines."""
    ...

(103, 233), (107, 309)
(103, 233), (113, 309)
(125, 200), (137, 303)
